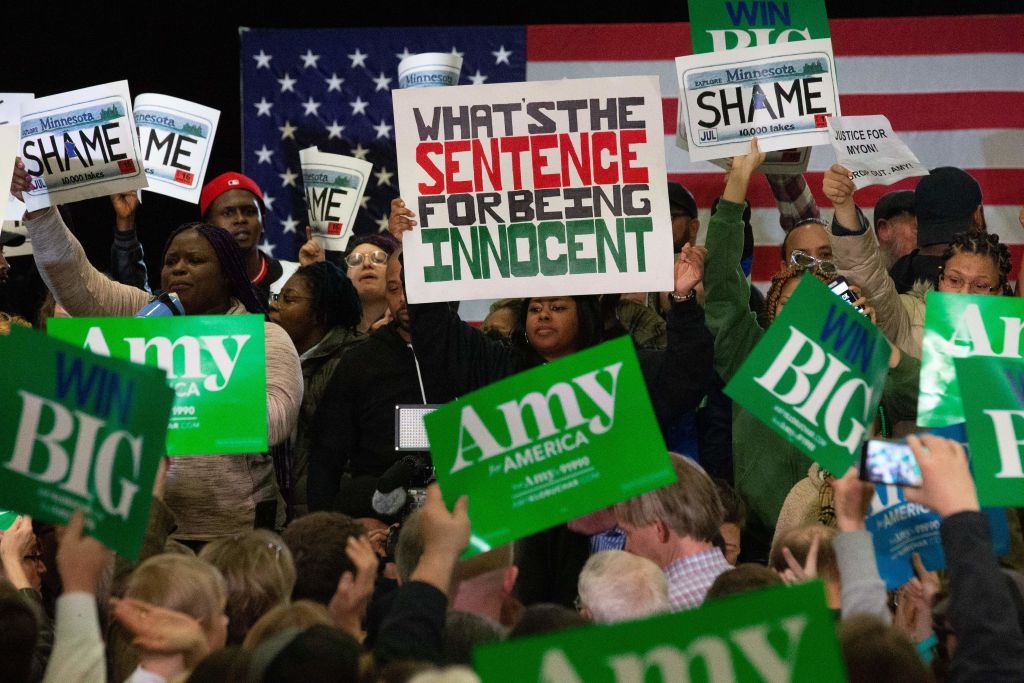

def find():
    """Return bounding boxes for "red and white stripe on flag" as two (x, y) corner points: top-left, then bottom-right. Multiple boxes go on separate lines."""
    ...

(525, 15), (1024, 287)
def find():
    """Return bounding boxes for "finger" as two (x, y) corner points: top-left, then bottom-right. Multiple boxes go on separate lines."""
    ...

(911, 552), (928, 579)
(805, 534), (820, 575)
(781, 546), (804, 577)
(453, 494), (469, 518)
(306, 225), (313, 241)
(66, 510), (86, 540)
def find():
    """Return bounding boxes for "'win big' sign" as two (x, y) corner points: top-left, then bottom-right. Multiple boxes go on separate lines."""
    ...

(725, 275), (891, 474)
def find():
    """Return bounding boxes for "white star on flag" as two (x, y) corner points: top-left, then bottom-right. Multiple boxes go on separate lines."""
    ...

(254, 98), (273, 116)
(373, 120), (393, 139)
(301, 97), (321, 117)
(280, 215), (299, 234)
(262, 194), (276, 211)
(325, 72), (344, 92)
(252, 50), (272, 69)
(396, 47), (413, 61)
(450, 46), (464, 59)
(278, 121), (297, 140)
(351, 144), (370, 160)
(279, 168), (298, 187)
(277, 73), (297, 93)
(255, 145), (274, 164)
(349, 97), (369, 116)
(374, 167), (394, 187)
(492, 45), (512, 65)
(372, 72), (393, 92)
(375, 215), (390, 231)
(359, 195), (371, 209)
(348, 48), (368, 68)
(299, 49), (321, 69)
(259, 239), (277, 257)
(468, 70), (488, 85)
(326, 120), (345, 139)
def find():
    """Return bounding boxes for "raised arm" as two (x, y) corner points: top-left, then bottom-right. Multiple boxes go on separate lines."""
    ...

(109, 191), (152, 292)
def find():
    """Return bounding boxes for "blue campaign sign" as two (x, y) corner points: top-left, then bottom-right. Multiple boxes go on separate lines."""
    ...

(866, 484), (945, 590)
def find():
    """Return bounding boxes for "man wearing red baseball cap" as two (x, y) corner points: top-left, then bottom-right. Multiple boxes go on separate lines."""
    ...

(200, 171), (300, 307)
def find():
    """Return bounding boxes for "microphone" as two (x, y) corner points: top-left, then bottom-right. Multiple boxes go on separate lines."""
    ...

(371, 456), (420, 516)
(136, 292), (185, 317)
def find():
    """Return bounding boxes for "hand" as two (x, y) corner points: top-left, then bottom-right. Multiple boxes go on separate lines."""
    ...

(152, 457), (169, 501)
(730, 137), (766, 179)
(387, 197), (417, 242)
(11, 157), (31, 202)
(56, 511), (112, 594)
(822, 164), (856, 208)
(0, 515), (36, 589)
(110, 597), (210, 666)
(298, 226), (326, 266)
(904, 435), (979, 518)
(673, 244), (707, 298)
(777, 534), (820, 585)
(111, 192), (139, 232)
(894, 553), (940, 643)
(366, 527), (390, 557)
(369, 308), (393, 332)
(831, 467), (875, 533)
(419, 484), (470, 560)
(328, 535), (380, 640)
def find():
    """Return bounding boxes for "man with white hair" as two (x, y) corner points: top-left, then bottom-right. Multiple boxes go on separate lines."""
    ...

(576, 550), (670, 624)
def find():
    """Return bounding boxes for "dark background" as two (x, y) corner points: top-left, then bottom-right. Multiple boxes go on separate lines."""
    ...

(1, 1), (1016, 320)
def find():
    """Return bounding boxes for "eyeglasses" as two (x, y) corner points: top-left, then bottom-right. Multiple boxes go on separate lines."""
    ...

(270, 292), (314, 306)
(940, 272), (997, 294)
(790, 249), (838, 277)
(345, 250), (388, 268)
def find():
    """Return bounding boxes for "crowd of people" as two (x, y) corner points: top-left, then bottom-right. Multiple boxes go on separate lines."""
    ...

(1, 125), (1023, 682)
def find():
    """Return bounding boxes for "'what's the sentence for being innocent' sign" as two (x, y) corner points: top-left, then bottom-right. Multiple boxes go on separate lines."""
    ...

(135, 94), (220, 204)
(393, 76), (673, 304)
(19, 81), (147, 211)
(676, 38), (840, 162)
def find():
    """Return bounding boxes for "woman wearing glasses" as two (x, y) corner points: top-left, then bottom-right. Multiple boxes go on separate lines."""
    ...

(0, 514), (52, 679)
(823, 164), (1012, 359)
(343, 234), (399, 334)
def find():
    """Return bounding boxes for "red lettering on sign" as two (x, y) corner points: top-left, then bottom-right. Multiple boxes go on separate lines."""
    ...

(327, 222), (344, 236)
(814, 113), (831, 128)
(118, 159), (136, 174)
(174, 169), (195, 185)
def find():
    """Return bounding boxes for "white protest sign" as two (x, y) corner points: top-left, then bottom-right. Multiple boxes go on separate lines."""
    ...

(676, 113), (811, 173)
(299, 146), (372, 252)
(828, 115), (929, 189)
(675, 39), (840, 162)
(393, 76), (673, 304)
(134, 94), (220, 203)
(0, 126), (19, 224)
(2, 93), (33, 221)
(19, 81), (147, 211)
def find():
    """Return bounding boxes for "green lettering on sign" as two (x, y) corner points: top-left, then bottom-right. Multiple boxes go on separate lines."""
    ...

(688, 0), (831, 54)
(474, 581), (845, 682)
(0, 327), (173, 559)
(48, 315), (267, 456)
(426, 336), (674, 558)
(724, 274), (890, 475)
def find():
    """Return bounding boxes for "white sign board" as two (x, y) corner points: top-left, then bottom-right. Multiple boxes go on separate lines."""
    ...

(19, 81), (147, 211)
(828, 115), (929, 189)
(135, 94), (220, 203)
(299, 146), (372, 252)
(676, 39), (840, 162)
(1, 93), (33, 221)
(393, 76), (673, 304)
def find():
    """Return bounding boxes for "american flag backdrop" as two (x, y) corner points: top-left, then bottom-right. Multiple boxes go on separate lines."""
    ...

(241, 16), (1024, 301)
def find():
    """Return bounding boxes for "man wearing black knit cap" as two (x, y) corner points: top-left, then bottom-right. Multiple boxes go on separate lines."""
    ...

(890, 167), (984, 293)
(872, 189), (916, 270)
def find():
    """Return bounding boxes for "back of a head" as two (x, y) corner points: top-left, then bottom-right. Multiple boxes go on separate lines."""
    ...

(915, 166), (982, 247)
(769, 524), (839, 583)
(705, 564), (783, 601)
(124, 553), (227, 624)
(199, 530), (297, 645)
(394, 509), (425, 584)
(248, 625), (361, 683)
(282, 512), (366, 604)
(443, 611), (506, 666)
(0, 581), (39, 683)
(295, 261), (362, 330)
(578, 550), (669, 624)
(242, 600), (333, 650)
(508, 603), (587, 639)
(838, 615), (931, 683)
(186, 646), (252, 683)
(614, 453), (724, 543)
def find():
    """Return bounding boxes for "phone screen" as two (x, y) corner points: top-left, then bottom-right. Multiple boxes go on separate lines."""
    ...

(859, 439), (923, 487)
(828, 276), (866, 314)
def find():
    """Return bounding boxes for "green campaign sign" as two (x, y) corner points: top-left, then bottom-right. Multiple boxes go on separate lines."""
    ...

(474, 581), (845, 682)
(919, 293), (1024, 428)
(0, 327), (173, 559)
(426, 336), (675, 558)
(688, 0), (831, 54)
(724, 275), (891, 475)
(957, 356), (1024, 507)
(48, 315), (267, 456)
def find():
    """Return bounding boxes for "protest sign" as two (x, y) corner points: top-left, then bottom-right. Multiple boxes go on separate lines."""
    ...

(425, 336), (674, 558)
(0, 125), (19, 223)
(299, 146), (372, 251)
(19, 81), (147, 211)
(828, 115), (928, 189)
(865, 484), (944, 589)
(474, 581), (844, 682)
(2, 93), (33, 220)
(0, 326), (172, 559)
(48, 316), (267, 456)
(919, 293), (1024, 427)
(957, 356), (1024, 507)
(725, 274), (891, 475)
(676, 39), (840, 162)
(393, 76), (673, 304)
(134, 94), (220, 203)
